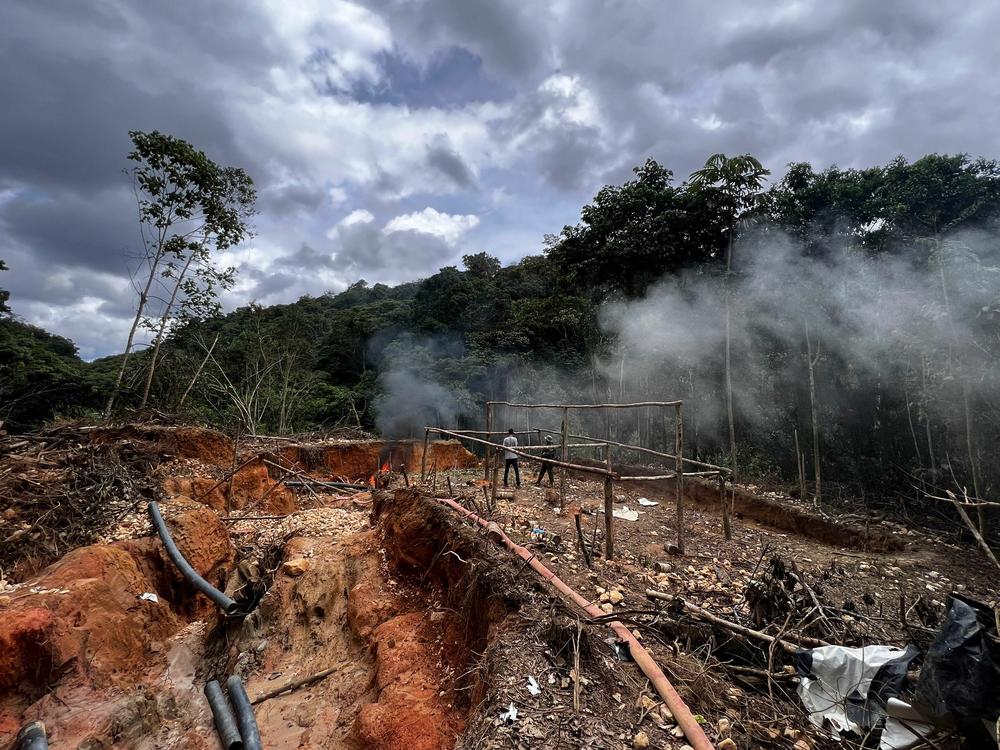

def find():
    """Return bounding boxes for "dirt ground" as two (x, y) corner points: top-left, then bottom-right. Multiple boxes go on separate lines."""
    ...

(1, 426), (997, 749)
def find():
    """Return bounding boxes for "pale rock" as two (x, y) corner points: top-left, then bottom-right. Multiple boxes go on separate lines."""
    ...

(608, 590), (624, 604)
(283, 558), (310, 576)
(632, 731), (650, 749)
(717, 717), (731, 734)
(718, 739), (737, 750)
(600, 603), (614, 614)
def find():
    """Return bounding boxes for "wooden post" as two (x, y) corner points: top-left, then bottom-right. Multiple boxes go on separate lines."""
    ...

(421, 429), (430, 482)
(719, 472), (731, 540)
(559, 407), (569, 510)
(604, 442), (614, 560)
(484, 402), (493, 480)
(674, 403), (685, 555)
(490, 447), (499, 512)
(431, 457), (438, 491)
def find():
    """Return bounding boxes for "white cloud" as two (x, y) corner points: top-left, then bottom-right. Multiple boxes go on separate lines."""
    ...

(383, 207), (480, 245)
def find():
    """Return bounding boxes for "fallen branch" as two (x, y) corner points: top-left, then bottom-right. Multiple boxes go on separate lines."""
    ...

(645, 591), (830, 653)
(251, 663), (347, 704)
(941, 490), (1000, 571)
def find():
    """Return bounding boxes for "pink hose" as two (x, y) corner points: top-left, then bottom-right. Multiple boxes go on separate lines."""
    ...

(435, 497), (715, 750)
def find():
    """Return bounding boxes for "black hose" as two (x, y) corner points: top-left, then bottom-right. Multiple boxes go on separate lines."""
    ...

(147, 501), (240, 616)
(205, 680), (244, 750)
(226, 676), (263, 750)
(15, 721), (48, 750)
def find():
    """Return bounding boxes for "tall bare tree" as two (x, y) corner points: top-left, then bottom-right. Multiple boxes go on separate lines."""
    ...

(105, 130), (255, 417)
(689, 153), (769, 482)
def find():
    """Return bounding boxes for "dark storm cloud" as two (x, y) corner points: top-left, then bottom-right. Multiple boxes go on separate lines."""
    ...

(1, 187), (136, 274)
(425, 137), (478, 190)
(4, 0), (1000, 357)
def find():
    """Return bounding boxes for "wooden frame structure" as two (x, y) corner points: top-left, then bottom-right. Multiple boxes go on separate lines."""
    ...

(421, 399), (733, 559)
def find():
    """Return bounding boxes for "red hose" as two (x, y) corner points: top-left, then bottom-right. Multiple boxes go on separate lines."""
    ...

(435, 497), (715, 750)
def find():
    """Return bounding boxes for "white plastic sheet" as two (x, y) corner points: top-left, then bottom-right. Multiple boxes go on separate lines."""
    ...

(797, 645), (906, 737)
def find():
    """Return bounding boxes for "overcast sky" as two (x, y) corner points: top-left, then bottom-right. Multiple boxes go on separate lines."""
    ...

(3, 1), (999, 359)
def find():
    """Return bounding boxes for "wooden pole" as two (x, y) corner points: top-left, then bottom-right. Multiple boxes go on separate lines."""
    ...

(719, 472), (731, 540)
(487, 400), (683, 409)
(484, 402), (493, 480)
(535, 427), (729, 475)
(425, 428), (614, 477)
(490, 447), (499, 512)
(674, 403), (685, 555)
(604, 442), (614, 560)
(559, 407), (569, 510)
(421, 428), (430, 482)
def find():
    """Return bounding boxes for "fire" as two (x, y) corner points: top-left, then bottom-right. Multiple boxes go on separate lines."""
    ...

(366, 460), (392, 488)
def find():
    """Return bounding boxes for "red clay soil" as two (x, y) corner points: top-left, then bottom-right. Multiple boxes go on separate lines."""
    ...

(164, 458), (297, 515)
(90, 424), (235, 466)
(279, 439), (477, 481)
(0, 501), (236, 745)
(243, 528), (468, 750)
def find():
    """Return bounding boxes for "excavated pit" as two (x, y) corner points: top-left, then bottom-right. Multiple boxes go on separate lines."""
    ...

(574, 458), (906, 551)
(0, 428), (512, 749)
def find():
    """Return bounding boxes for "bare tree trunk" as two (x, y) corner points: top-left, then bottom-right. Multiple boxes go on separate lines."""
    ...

(805, 321), (821, 506)
(725, 292), (737, 481)
(962, 379), (986, 534)
(140, 251), (196, 407)
(794, 427), (806, 501)
(724, 226), (738, 482)
(105, 237), (165, 418)
(921, 355), (936, 469)
(178, 333), (219, 407)
(903, 377), (923, 471)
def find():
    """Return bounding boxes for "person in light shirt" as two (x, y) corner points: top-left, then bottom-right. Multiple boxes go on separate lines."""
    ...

(502, 428), (520, 488)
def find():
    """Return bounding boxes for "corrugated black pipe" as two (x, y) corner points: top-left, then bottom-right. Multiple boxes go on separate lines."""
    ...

(205, 680), (244, 750)
(147, 501), (240, 616)
(226, 676), (263, 750)
(15, 721), (48, 750)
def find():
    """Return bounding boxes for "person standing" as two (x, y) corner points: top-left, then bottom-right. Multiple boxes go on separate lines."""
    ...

(502, 428), (520, 488)
(536, 435), (556, 486)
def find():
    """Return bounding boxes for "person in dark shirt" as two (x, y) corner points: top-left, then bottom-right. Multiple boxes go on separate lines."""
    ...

(535, 434), (555, 486)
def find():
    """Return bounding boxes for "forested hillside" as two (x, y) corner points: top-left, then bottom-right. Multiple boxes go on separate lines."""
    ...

(4, 152), (1000, 514)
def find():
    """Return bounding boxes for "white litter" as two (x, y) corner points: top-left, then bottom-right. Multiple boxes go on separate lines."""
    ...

(596, 505), (642, 521)
(500, 702), (518, 723)
(614, 506), (640, 521)
(139, 592), (159, 603)
(526, 675), (541, 696)
(637, 498), (659, 507)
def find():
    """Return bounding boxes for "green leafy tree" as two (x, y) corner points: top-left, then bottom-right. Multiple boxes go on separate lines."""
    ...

(105, 130), (256, 417)
(546, 159), (723, 300)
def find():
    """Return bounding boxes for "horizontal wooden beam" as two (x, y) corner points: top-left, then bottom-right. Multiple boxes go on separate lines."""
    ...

(487, 400), (682, 410)
(535, 428), (731, 475)
(425, 427), (615, 477)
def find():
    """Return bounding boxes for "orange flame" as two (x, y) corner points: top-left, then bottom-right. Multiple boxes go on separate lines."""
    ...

(381, 460), (391, 473)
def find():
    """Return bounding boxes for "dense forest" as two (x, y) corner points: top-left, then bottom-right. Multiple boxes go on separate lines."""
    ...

(3, 150), (1000, 524)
